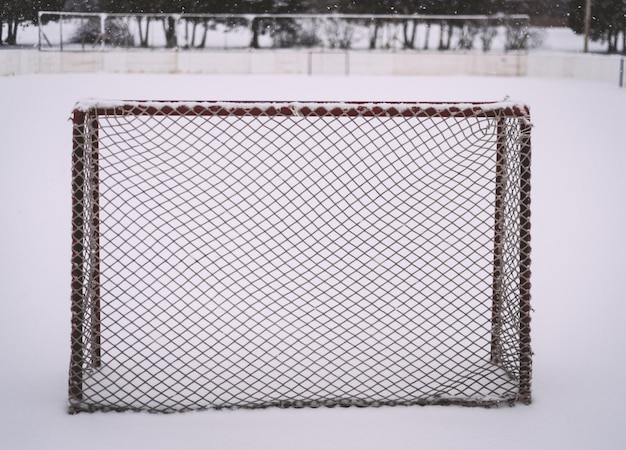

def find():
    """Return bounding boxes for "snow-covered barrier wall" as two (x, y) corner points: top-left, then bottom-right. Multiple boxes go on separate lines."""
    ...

(0, 49), (526, 77)
(0, 49), (624, 87)
(527, 53), (625, 87)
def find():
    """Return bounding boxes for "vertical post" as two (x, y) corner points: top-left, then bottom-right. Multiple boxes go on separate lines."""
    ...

(69, 109), (86, 410)
(517, 119), (532, 404)
(490, 115), (506, 364)
(100, 14), (106, 51)
(619, 57), (624, 88)
(583, 0), (592, 53)
(89, 114), (102, 368)
(38, 12), (42, 51)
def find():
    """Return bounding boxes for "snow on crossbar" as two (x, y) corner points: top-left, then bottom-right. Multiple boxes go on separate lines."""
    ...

(69, 100), (531, 413)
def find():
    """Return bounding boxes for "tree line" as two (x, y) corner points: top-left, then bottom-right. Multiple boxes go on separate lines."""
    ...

(1, 1), (64, 45)
(59, 0), (571, 18)
(2, 0), (626, 53)
(568, 0), (626, 53)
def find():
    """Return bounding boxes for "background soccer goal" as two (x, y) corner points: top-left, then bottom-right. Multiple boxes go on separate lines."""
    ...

(69, 100), (531, 413)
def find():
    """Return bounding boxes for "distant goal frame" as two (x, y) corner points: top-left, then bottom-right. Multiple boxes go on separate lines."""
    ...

(69, 100), (531, 413)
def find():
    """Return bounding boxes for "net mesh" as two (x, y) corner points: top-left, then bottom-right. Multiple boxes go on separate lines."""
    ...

(69, 101), (531, 413)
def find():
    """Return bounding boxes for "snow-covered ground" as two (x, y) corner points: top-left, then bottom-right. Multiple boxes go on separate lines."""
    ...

(1, 71), (625, 449)
(0, 22), (624, 448)
(535, 26), (608, 53)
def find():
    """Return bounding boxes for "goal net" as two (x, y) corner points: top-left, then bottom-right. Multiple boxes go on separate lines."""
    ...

(69, 100), (531, 413)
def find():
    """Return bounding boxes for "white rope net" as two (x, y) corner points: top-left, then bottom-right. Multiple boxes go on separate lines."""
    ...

(69, 101), (531, 413)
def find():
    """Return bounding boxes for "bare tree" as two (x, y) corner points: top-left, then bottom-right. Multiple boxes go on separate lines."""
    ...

(1, 0), (64, 45)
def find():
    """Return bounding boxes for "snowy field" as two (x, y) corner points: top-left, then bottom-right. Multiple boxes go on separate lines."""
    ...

(1, 70), (625, 449)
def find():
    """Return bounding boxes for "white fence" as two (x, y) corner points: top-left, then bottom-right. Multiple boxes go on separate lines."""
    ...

(1, 48), (624, 88)
(528, 53), (625, 87)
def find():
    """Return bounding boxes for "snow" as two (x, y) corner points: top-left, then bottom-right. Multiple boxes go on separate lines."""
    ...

(73, 98), (530, 115)
(1, 71), (626, 449)
(537, 27), (608, 53)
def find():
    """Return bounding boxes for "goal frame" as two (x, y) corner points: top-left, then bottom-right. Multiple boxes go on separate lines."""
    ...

(69, 100), (531, 412)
